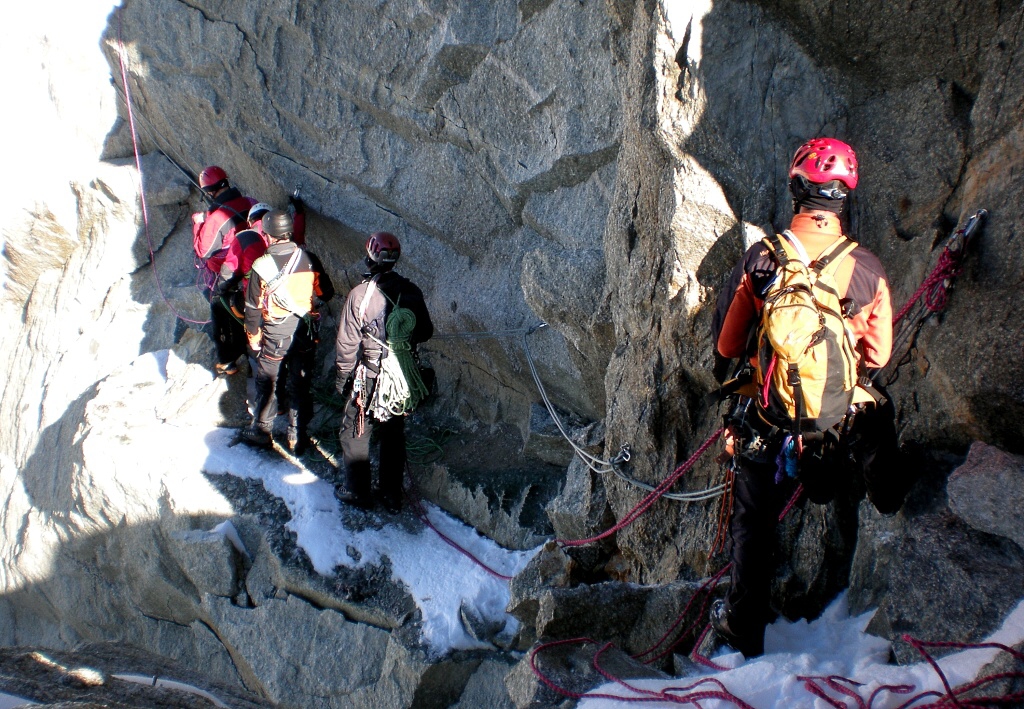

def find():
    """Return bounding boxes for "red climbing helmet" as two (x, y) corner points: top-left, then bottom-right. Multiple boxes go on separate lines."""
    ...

(365, 232), (401, 265)
(199, 165), (229, 191)
(789, 138), (858, 190)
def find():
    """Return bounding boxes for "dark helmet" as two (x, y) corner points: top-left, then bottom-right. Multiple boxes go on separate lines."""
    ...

(365, 232), (401, 266)
(199, 165), (229, 192)
(262, 209), (294, 240)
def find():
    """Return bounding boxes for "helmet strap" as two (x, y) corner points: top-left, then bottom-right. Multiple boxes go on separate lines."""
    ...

(790, 176), (846, 215)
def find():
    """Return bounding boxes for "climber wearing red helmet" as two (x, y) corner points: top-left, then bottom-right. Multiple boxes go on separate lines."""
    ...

(190, 166), (257, 374)
(707, 138), (911, 658)
(191, 166), (256, 275)
(333, 232), (433, 513)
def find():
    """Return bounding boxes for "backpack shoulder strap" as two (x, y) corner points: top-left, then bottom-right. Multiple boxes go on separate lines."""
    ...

(264, 247), (303, 294)
(811, 237), (858, 276)
(357, 274), (381, 322)
(762, 233), (794, 267)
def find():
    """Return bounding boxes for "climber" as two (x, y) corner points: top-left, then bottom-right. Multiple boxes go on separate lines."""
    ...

(250, 191), (308, 246)
(211, 202), (272, 376)
(191, 165), (256, 374)
(240, 210), (331, 449)
(334, 232), (433, 513)
(280, 244), (334, 454)
(191, 165), (256, 277)
(708, 137), (912, 658)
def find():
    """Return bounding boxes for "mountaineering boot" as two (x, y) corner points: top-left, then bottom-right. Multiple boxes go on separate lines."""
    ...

(710, 600), (763, 658)
(378, 491), (403, 515)
(240, 425), (272, 448)
(335, 465), (373, 510)
(215, 360), (240, 376)
(335, 485), (373, 511)
(289, 431), (310, 456)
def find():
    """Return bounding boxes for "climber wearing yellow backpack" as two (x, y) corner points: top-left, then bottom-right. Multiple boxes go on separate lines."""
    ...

(708, 138), (913, 658)
(334, 232), (433, 513)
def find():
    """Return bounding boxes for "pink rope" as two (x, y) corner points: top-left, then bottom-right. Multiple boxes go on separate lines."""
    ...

(116, 14), (211, 326)
(405, 479), (513, 581)
(633, 564), (732, 665)
(778, 484), (804, 520)
(557, 429), (723, 548)
(529, 637), (756, 707)
(893, 247), (966, 325)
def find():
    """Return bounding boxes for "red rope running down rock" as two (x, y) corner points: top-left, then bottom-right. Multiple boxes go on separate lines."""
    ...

(116, 13), (211, 326)
(633, 564), (732, 666)
(528, 636), (756, 707)
(901, 635), (1024, 708)
(556, 429), (723, 548)
(593, 641), (757, 707)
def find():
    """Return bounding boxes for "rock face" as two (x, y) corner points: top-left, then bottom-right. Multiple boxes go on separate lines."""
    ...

(4, 0), (1024, 706)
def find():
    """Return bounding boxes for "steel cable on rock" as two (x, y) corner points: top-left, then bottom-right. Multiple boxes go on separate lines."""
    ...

(520, 324), (728, 503)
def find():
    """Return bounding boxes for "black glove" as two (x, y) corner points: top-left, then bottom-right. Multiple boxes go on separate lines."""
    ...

(288, 194), (305, 215)
(337, 370), (353, 400)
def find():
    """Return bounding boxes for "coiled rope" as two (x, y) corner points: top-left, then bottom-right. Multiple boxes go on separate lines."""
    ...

(368, 306), (430, 420)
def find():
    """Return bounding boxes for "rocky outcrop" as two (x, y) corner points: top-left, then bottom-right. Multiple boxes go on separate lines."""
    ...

(4, 0), (1024, 705)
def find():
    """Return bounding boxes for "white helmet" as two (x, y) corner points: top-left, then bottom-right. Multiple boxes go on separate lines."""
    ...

(248, 202), (273, 224)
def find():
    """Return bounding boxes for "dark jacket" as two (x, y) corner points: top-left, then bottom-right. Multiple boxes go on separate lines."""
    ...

(335, 270), (433, 388)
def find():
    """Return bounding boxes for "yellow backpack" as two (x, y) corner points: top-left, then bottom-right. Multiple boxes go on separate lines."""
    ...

(755, 232), (860, 435)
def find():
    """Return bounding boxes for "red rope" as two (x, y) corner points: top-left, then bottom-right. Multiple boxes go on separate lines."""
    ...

(593, 641), (757, 707)
(893, 247), (967, 325)
(632, 564), (732, 666)
(528, 636), (757, 707)
(405, 477), (513, 581)
(116, 14), (211, 326)
(778, 483), (804, 520)
(556, 429), (723, 548)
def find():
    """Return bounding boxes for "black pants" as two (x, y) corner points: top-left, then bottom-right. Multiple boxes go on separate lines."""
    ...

(251, 332), (294, 431)
(211, 296), (246, 366)
(283, 332), (316, 440)
(338, 389), (406, 505)
(726, 458), (795, 657)
(724, 397), (909, 656)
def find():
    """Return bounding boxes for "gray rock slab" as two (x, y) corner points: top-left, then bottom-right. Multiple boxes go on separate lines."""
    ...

(203, 593), (391, 706)
(849, 502), (1024, 664)
(167, 529), (242, 598)
(450, 655), (518, 709)
(948, 442), (1024, 551)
